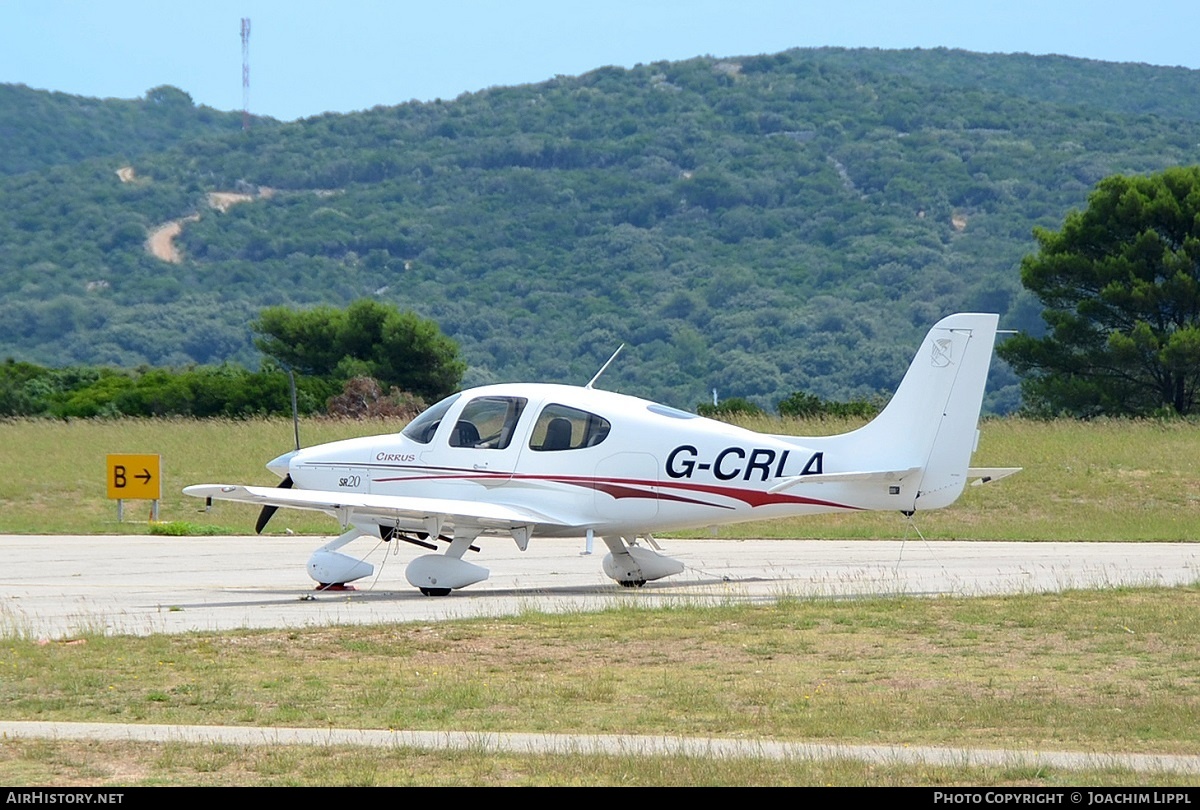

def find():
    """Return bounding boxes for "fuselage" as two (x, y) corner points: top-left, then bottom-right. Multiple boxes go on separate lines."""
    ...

(185, 314), (1005, 593)
(281, 382), (866, 538)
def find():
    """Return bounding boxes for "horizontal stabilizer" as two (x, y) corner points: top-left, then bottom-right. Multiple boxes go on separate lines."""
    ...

(767, 466), (922, 494)
(967, 467), (1022, 486)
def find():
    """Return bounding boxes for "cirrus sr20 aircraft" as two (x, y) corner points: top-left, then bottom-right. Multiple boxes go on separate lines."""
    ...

(185, 312), (1018, 596)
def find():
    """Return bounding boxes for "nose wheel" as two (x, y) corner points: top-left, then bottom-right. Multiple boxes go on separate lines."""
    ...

(618, 579), (647, 588)
(419, 587), (452, 597)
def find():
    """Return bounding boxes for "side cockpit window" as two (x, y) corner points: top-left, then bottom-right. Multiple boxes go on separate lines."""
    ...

(529, 404), (611, 452)
(401, 393), (461, 444)
(449, 396), (527, 449)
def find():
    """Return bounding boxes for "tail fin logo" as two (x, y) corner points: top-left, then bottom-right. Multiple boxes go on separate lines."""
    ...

(931, 337), (954, 367)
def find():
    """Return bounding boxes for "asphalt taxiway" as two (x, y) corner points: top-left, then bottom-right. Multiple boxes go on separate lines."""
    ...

(3, 534), (1197, 638)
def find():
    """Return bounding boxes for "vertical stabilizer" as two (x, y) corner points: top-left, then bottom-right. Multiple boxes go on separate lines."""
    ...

(802, 313), (999, 511)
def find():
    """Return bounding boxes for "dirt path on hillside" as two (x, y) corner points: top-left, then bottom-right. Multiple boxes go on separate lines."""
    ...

(207, 191), (257, 212)
(144, 190), (269, 262)
(145, 215), (200, 263)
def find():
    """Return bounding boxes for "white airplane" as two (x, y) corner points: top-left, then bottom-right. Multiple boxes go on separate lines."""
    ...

(185, 312), (1018, 596)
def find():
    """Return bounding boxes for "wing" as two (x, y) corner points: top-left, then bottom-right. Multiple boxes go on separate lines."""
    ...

(183, 484), (566, 543)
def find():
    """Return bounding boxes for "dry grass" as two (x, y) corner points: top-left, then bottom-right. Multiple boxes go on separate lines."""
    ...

(2, 415), (1199, 539)
(2, 737), (1189, 787)
(0, 417), (399, 534)
(3, 589), (1197, 752)
(2, 587), (1198, 785)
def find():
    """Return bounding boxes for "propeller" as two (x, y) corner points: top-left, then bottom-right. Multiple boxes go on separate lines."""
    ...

(256, 368), (303, 535)
(255, 473), (293, 534)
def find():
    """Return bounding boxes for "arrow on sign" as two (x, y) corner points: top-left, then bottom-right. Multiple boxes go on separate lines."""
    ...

(136, 469), (153, 484)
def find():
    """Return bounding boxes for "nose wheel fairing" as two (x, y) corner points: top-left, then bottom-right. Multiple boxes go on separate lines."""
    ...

(306, 528), (375, 587)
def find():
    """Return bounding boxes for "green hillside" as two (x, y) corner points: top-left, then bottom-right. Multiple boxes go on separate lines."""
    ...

(802, 47), (1200, 121)
(0, 84), (271, 176)
(3, 48), (1199, 412)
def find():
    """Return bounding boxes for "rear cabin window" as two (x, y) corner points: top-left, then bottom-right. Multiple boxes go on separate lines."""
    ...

(529, 404), (611, 451)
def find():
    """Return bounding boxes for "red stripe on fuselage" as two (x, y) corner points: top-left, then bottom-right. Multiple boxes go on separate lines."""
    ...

(368, 465), (859, 512)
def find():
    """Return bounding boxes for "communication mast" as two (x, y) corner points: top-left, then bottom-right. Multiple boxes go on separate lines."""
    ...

(241, 17), (251, 131)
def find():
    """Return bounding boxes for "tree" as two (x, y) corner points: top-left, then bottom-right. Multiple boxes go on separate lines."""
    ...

(696, 397), (764, 420)
(998, 167), (1200, 416)
(252, 300), (465, 402)
(777, 390), (879, 419)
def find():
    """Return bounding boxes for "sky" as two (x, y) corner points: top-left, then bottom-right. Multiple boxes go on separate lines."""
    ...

(2, 0), (1199, 122)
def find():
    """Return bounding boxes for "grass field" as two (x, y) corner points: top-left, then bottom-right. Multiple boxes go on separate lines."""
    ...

(1, 415), (1197, 540)
(2, 588), (1198, 786)
(2, 415), (1198, 786)
(6, 738), (1192, 787)
(0, 416), (399, 535)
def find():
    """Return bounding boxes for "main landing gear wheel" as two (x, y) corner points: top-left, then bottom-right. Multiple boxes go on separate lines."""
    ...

(419, 587), (452, 597)
(601, 537), (683, 587)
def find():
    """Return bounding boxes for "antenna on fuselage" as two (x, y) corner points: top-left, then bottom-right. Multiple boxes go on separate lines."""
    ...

(585, 344), (624, 389)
